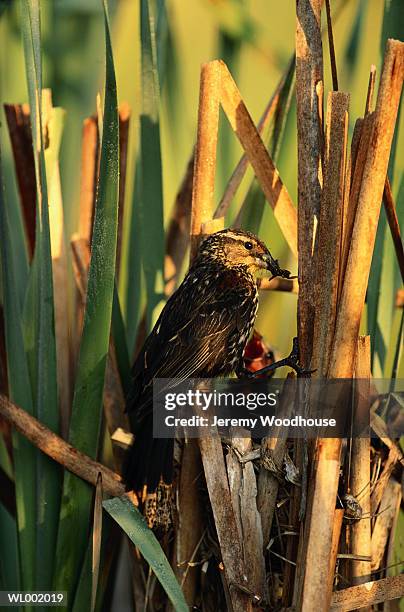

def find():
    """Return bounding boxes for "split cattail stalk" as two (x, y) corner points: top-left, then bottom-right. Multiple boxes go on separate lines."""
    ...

(199, 432), (253, 611)
(299, 39), (404, 612)
(227, 432), (267, 600)
(350, 336), (371, 585)
(296, 0), (324, 365)
(329, 39), (404, 378)
(190, 61), (221, 258)
(312, 91), (349, 376)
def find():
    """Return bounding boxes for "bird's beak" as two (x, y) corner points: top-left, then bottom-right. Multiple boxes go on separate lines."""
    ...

(260, 252), (293, 279)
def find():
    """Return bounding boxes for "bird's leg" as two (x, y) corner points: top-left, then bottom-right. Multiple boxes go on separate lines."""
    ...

(239, 337), (314, 378)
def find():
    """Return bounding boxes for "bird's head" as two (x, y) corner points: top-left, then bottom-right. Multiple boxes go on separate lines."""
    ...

(196, 228), (293, 280)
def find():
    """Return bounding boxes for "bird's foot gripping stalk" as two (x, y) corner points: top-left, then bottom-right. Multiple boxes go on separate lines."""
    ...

(238, 337), (314, 378)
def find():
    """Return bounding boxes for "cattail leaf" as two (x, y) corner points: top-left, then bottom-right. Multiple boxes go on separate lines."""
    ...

(139, 0), (165, 330)
(0, 149), (36, 594)
(53, 0), (119, 599)
(103, 496), (188, 612)
(20, 0), (62, 589)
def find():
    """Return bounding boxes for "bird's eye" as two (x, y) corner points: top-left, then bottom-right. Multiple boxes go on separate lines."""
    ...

(244, 241), (253, 250)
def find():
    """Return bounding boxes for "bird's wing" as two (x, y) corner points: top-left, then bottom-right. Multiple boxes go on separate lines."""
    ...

(127, 270), (253, 422)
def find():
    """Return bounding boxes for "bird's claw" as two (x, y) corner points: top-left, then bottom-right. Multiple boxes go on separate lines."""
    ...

(284, 337), (315, 377)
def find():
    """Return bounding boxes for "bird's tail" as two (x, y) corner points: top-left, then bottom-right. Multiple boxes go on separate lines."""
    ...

(122, 413), (174, 530)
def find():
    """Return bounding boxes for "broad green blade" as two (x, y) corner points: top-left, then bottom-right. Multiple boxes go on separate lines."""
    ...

(0, 504), (20, 591)
(103, 496), (188, 612)
(0, 149), (36, 594)
(20, 0), (61, 589)
(112, 283), (131, 397)
(139, 0), (165, 330)
(54, 0), (119, 600)
(125, 157), (145, 356)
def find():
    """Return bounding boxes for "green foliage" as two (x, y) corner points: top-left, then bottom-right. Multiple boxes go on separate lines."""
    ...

(103, 496), (188, 612)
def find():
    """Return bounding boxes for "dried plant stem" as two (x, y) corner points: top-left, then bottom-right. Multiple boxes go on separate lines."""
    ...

(298, 39), (404, 611)
(330, 574), (404, 611)
(199, 433), (252, 611)
(329, 39), (404, 378)
(327, 509), (344, 594)
(350, 336), (371, 585)
(296, 0), (324, 365)
(4, 103), (36, 259)
(0, 393), (125, 498)
(383, 178), (404, 284)
(227, 432), (266, 600)
(78, 115), (99, 244)
(215, 58), (293, 219)
(173, 439), (204, 605)
(190, 62), (221, 257)
(371, 477), (401, 572)
(219, 61), (297, 257)
(312, 91), (349, 376)
(257, 374), (295, 547)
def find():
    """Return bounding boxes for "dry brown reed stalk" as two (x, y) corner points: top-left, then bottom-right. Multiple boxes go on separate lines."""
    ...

(172, 438), (203, 604)
(78, 115), (99, 245)
(257, 373), (295, 548)
(339, 65), (377, 283)
(327, 508), (344, 594)
(175, 62), (222, 610)
(187, 60), (259, 611)
(329, 574), (404, 611)
(312, 91), (349, 376)
(371, 477), (401, 572)
(297, 39), (404, 611)
(4, 103), (36, 259)
(190, 62), (221, 258)
(0, 392), (125, 497)
(350, 336), (371, 585)
(198, 433), (253, 610)
(42, 90), (72, 440)
(295, 0), (323, 367)
(329, 39), (404, 377)
(214, 58), (294, 220)
(370, 442), (402, 519)
(116, 103), (131, 279)
(383, 178), (404, 283)
(226, 432), (267, 600)
(290, 3), (324, 604)
(219, 61), (297, 257)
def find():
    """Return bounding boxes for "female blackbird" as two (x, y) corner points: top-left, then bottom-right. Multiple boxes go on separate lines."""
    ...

(123, 228), (294, 528)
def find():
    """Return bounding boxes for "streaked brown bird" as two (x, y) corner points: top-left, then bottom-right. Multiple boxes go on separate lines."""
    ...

(123, 228), (298, 528)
